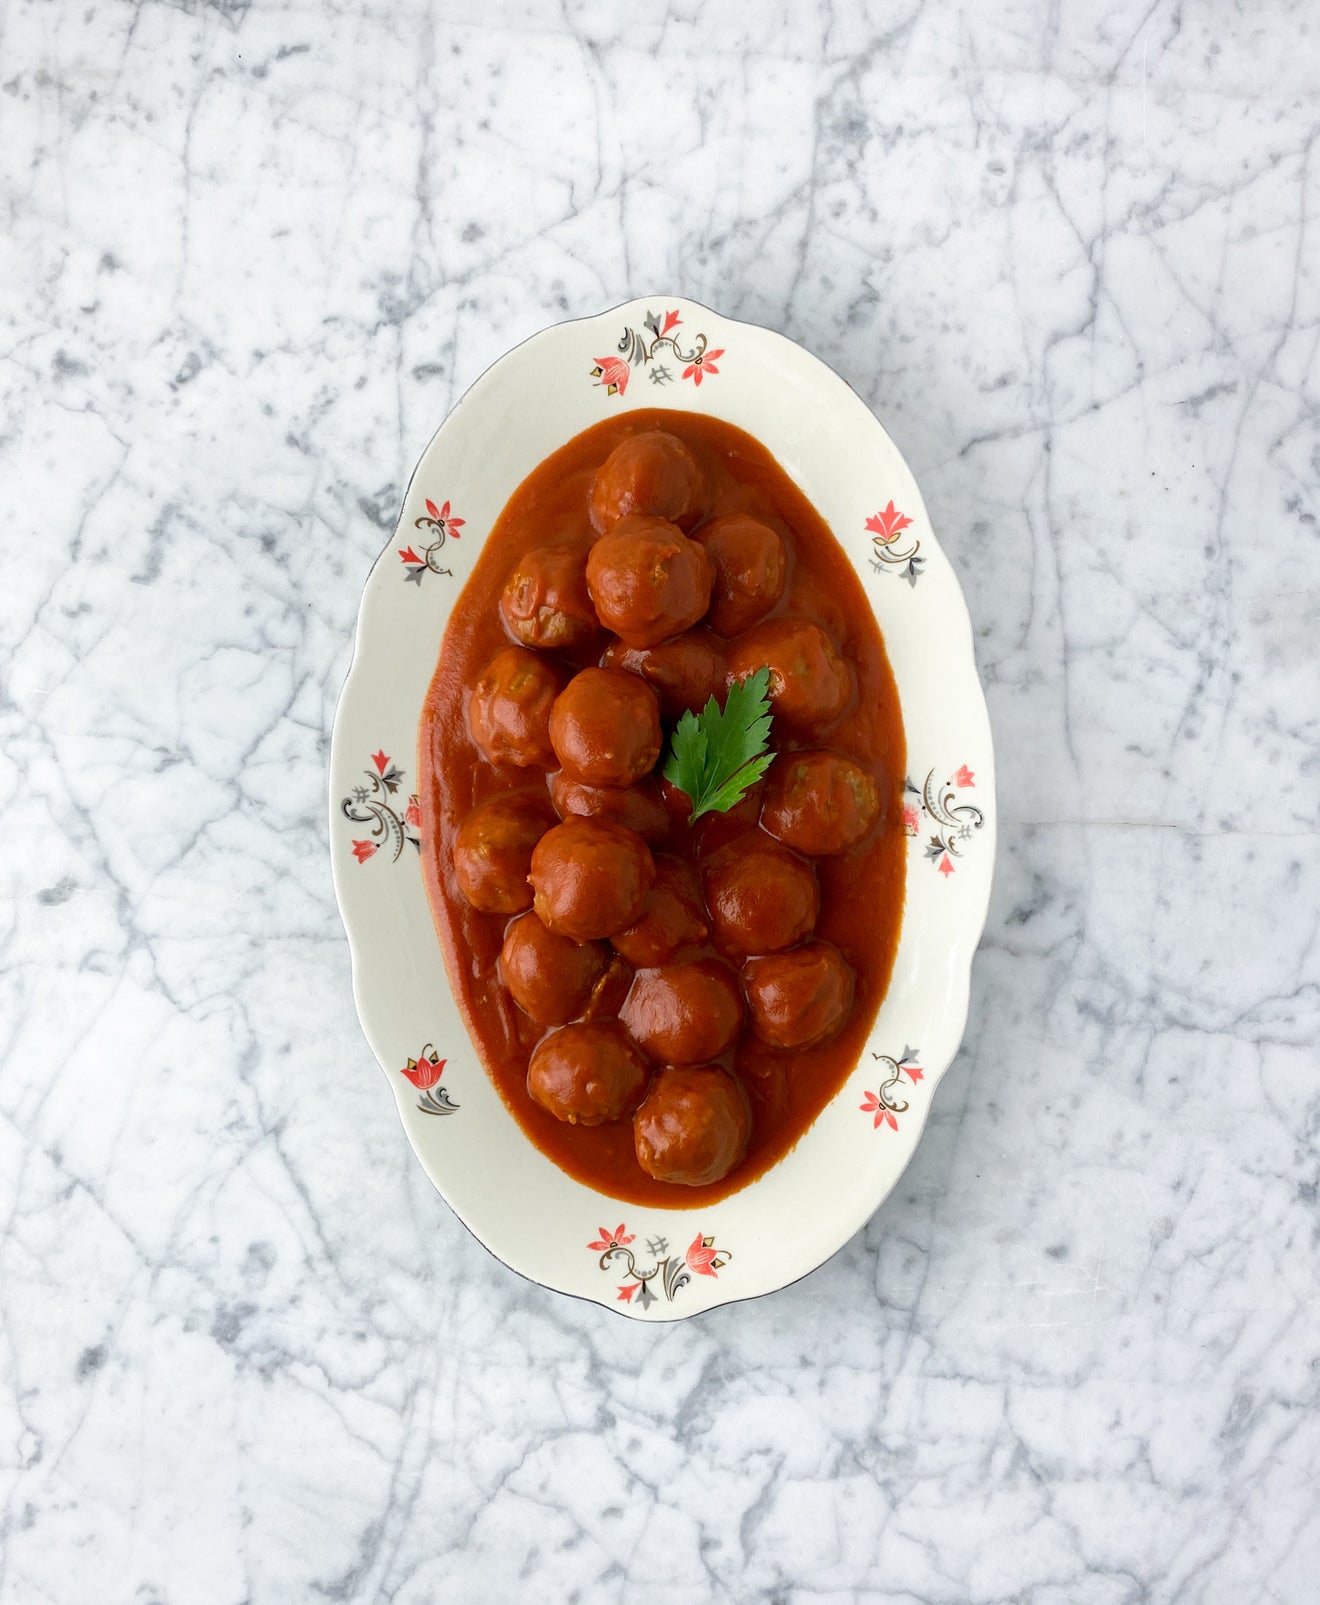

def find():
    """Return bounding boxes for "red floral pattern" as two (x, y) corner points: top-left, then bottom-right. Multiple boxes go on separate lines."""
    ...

(341, 750), (421, 864)
(589, 1222), (730, 1310)
(591, 309), (724, 398)
(401, 498), (464, 585)
(903, 766), (984, 876)
(866, 500), (923, 585)
(860, 1047), (923, 1133)
(399, 1043), (458, 1116)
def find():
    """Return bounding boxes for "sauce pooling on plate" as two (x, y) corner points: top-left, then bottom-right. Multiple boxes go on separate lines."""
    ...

(419, 409), (905, 1206)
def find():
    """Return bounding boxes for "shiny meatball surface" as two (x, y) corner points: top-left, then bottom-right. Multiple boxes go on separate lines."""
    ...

(634, 1064), (750, 1186)
(695, 513), (787, 637)
(529, 815), (656, 941)
(453, 792), (553, 914)
(498, 912), (608, 1026)
(612, 856), (709, 967)
(550, 771), (669, 842)
(467, 645), (563, 769)
(701, 835), (819, 956)
(528, 1022), (650, 1126)
(726, 618), (852, 734)
(500, 543), (598, 651)
(589, 429), (707, 534)
(602, 630), (725, 721)
(586, 515), (712, 648)
(760, 749), (881, 856)
(743, 941), (855, 1049)
(549, 666), (662, 789)
(620, 958), (745, 1065)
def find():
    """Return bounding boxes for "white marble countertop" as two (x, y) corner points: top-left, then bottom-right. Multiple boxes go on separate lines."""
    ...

(3, 2), (1318, 1600)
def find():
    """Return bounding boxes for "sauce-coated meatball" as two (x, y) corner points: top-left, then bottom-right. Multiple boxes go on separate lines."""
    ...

(612, 856), (709, 967)
(694, 513), (787, 637)
(620, 959), (745, 1065)
(579, 953), (635, 1022)
(726, 618), (852, 734)
(528, 815), (656, 941)
(589, 429), (707, 534)
(634, 1064), (750, 1186)
(550, 770), (669, 842)
(528, 1021), (650, 1125)
(601, 629), (725, 720)
(760, 749), (881, 856)
(701, 835), (819, 956)
(498, 912), (608, 1026)
(501, 543), (598, 651)
(549, 666), (662, 789)
(743, 941), (854, 1049)
(467, 645), (564, 769)
(453, 792), (553, 914)
(586, 515), (712, 649)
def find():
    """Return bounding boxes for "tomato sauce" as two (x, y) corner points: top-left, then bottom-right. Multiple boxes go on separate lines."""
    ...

(418, 409), (906, 1206)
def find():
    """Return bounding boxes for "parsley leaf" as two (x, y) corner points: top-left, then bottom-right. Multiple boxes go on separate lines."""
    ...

(662, 666), (775, 824)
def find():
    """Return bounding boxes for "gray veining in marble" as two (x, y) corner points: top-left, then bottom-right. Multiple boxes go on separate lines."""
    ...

(2, 1), (1318, 1601)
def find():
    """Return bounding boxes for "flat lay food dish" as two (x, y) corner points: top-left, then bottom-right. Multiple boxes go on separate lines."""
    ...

(330, 298), (994, 1319)
(418, 412), (906, 1204)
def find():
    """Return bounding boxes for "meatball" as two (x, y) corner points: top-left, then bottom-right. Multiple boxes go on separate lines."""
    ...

(634, 1064), (750, 1186)
(500, 543), (599, 651)
(498, 912), (608, 1026)
(579, 953), (635, 1022)
(743, 942), (854, 1049)
(550, 771), (669, 842)
(528, 1021), (650, 1126)
(701, 835), (819, 956)
(760, 749), (881, 856)
(620, 959), (745, 1065)
(528, 815), (656, 941)
(694, 513), (787, 637)
(602, 630), (725, 721)
(726, 618), (853, 734)
(549, 666), (662, 789)
(467, 645), (564, 769)
(612, 856), (709, 967)
(586, 515), (712, 649)
(453, 792), (553, 914)
(589, 429), (708, 534)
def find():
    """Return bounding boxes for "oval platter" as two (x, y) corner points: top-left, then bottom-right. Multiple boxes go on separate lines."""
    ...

(329, 296), (995, 1320)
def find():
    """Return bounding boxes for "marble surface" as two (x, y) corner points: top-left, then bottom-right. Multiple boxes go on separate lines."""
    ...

(2, 0), (1318, 1599)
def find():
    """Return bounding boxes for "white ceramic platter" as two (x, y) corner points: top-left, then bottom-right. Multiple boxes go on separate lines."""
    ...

(329, 297), (995, 1320)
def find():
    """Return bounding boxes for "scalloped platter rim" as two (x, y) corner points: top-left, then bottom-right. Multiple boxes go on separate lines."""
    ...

(329, 296), (995, 1321)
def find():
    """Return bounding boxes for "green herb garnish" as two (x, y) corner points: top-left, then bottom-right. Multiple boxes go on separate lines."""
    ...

(662, 666), (775, 824)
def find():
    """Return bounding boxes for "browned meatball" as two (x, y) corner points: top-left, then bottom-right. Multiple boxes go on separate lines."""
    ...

(760, 749), (881, 856)
(500, 543), (599, 651)
(620, 959), (744, 1065)
(452, 792), (553, 914)
(612, 856), (709, 967)
(586, 515), (712, 649)
(701, 835), (819, 956)
(550, 771), (669, 842)
(726, 618), (853, 735)
(498, 912), (608, 1026)
(467, 645), (564, 769)
(743, 942), (854, 1049)
(634, 1064), (750, 1185)
(601, 629), (726, 720)
(694, 513), (787, 637)
(589, 429), (708, 534)
(548, 667), (662, 789)
(528, 815), (656, 941)
(579, 953), (635, 1022)
(528, 1021), (650, 1125)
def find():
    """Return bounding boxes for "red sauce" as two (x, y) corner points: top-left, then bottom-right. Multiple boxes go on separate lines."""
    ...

(418, 409), (906, 1205)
